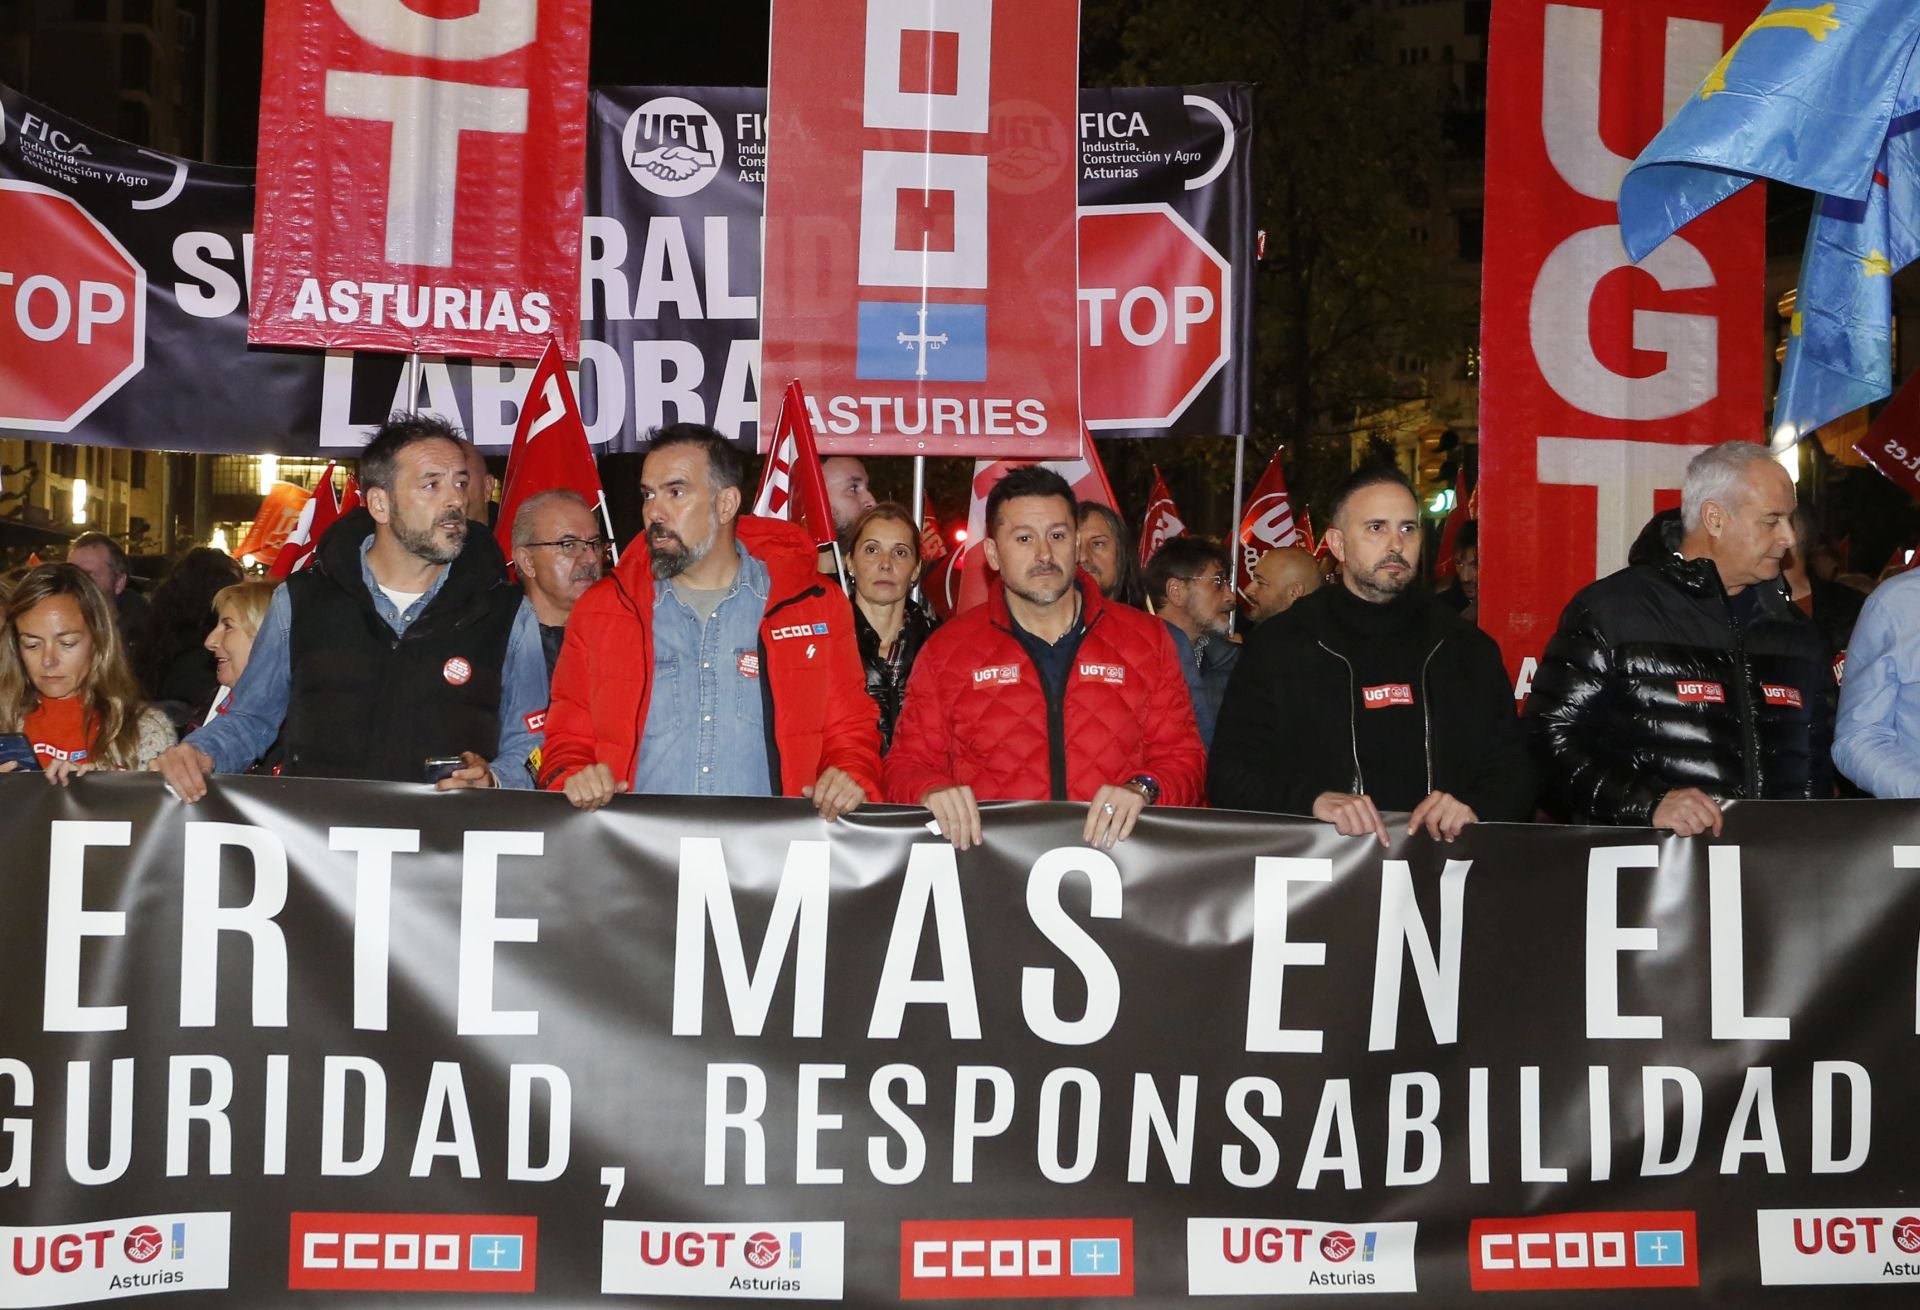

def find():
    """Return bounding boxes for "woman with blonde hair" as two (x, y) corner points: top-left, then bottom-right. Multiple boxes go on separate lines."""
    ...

(202, 580), (279, 721)
(0, 563), (175, 783)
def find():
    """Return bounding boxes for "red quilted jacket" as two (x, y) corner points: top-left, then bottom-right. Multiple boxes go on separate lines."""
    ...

(883, 574), (1207, 805)
(539, 516), (882, 799)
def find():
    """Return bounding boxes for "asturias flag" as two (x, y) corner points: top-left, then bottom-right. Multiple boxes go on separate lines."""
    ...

(1618, 1), (1920, 441)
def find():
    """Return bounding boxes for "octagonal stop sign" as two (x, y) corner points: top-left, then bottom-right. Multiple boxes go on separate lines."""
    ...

(1078, 202), (1231, 431)
(0, 179), (145, 432)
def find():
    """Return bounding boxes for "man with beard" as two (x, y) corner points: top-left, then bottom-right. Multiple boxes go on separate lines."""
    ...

(1526, 441), (1834, 832)
(510, 489), (607, 678)
(153, 413), (544, 794)
(1210, 465), (1532, 843)
(1075, 501), (1147, 608)
(885, 465), (1206, 850)
(541, 424), (880, 814)
(1143, 534), (1239, 747)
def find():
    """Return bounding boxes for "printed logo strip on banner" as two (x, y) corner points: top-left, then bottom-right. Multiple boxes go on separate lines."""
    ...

(601, 1221), (844, 1300)
(286, 1213), (536, 1293)
(1757, 1210), (1920, 1285)
(899, 1219), (1133, 1301)
(0, 1212), (229, 1309)
(1467, 1211), (1698, 1291)
(1186, 1218), (1418, 1296)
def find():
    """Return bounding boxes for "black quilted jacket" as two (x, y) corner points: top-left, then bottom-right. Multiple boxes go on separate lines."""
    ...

(1523, 546), (1837, 824)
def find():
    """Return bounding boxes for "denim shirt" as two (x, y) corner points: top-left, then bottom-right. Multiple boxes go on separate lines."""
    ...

(632, 539), (774, 797)
(185, 538), (545, 787)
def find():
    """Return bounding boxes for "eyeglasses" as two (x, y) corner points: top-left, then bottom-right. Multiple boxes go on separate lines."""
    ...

(1182, 573), (1230, 589)
(524, 536), (609, 557)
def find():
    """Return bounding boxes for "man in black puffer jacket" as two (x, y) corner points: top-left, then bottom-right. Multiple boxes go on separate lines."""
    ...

(1524, 441), (1835, 835)
(1211, 465), (1534, 843)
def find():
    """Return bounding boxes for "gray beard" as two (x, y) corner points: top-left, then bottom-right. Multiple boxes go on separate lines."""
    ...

(394, 513), (464, 565)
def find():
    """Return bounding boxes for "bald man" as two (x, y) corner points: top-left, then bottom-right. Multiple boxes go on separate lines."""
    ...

(1242, 546), (1321, 625)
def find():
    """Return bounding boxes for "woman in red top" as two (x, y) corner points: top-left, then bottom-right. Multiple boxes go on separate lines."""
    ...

(0, 563), (175, 785)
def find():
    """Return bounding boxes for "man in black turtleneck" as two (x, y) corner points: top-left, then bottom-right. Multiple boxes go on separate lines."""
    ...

(1210, 464), (1534, 843)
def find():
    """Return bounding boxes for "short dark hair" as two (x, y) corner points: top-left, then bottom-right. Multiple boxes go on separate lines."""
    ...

(645, 423), (744, 493)
(1453, 518), (1478, 553)
(985, 465), (1075, 535)
(358, 412), (466, 494)
(1328, 463), (1418, 524)
(68, 531), (129, 578)
(1143, 535), (1228, 606)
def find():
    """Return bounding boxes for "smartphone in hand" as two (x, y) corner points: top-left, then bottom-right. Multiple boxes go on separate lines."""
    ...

(0, 734), (43, 772)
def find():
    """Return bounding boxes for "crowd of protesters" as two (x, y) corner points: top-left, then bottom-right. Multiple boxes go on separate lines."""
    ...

(0, 416), (1909, 844)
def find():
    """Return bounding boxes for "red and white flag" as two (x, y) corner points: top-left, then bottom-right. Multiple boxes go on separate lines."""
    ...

(236, 481), (313, 570)
(751, 380), (838, 548)
(269, 463), (360, 578)
(495, 338), (610, 565)
(1434, 466), (1477, 580)
(1139, 466), (1187, 566)
(1231, 445), (1301, 596)
(1298, 506), (1318, 555)
(928, 436), (1121, 617)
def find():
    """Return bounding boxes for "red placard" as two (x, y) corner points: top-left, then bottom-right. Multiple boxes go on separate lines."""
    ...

(250, 0), (590, 360)
(1480, 0), (1765, 692)
(761, 0), (1082, 456)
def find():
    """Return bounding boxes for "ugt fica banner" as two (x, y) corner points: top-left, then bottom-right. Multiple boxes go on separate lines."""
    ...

(0, 776), (1915, 1304)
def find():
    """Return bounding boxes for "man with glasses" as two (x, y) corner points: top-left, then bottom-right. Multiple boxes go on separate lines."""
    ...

(1143, 535), (1239, 747)
(510, 489), (607, 678)
(1211, 464), (1532, 842)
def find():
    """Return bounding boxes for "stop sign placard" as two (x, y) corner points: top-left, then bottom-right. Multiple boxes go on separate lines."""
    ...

(1079, 202), (1231, 431)
(0, 179), (145, 432)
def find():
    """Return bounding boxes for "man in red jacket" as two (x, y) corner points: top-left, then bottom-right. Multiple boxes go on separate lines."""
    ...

(541, 425), (881, 814)
(885, 465), (1206, 849)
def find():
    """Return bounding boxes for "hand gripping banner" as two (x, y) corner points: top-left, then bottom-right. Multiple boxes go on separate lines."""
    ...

(1, 775), (1917, 1304)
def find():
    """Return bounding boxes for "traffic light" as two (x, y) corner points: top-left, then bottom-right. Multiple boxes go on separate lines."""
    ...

(1416, 426), (1457, 492)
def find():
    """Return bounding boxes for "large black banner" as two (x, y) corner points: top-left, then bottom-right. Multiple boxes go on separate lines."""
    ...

(0, 82), (1253, 455)
(0, 775), (1915, 1305)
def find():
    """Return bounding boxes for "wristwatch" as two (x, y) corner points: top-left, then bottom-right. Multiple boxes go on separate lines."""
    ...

(1124, 774), (1162, 806)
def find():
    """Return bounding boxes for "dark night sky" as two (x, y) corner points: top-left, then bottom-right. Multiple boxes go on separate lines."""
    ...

(214, 2), (773, 167)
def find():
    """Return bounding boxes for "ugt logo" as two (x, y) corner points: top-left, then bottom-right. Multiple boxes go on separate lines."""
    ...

(622, 95), (723, 197)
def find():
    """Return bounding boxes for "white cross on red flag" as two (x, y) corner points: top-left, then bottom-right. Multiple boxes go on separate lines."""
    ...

(494, 338), (610, 565)
(1232, 445), (1302, 595)
(1138, 465), (1187, 566)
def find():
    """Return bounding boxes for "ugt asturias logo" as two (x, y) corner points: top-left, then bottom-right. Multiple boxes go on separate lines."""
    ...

(623, 96), (724, 197)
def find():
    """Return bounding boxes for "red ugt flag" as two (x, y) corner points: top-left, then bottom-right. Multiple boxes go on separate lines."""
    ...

(1139, 466), (1187, 565)
(495, 338), (608, 563)
(751, 381), (838, 548)
(1233, 445), (1302, 595)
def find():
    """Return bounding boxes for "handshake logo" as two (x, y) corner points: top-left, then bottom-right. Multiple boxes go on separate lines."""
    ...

(623, 96), (723, 197)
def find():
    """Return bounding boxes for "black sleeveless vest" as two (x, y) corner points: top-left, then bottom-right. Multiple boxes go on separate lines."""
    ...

(283, 508), (521, 781)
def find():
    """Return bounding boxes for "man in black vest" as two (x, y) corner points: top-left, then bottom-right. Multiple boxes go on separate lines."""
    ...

(153, 413), (546, 797)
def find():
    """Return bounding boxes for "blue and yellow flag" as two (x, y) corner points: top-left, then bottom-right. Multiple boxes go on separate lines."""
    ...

(1773, 121), (1920, 442)
(1618, 0), (1920, 262)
